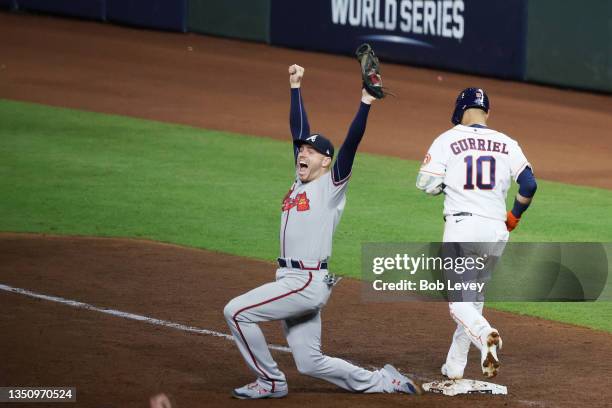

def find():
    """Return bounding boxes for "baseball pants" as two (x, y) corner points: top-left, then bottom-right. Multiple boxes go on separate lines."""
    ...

(223, 267), (388, 392)
(442, 214), (508, 374)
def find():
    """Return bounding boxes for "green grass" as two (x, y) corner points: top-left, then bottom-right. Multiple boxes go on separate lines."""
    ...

(1, 99), (611, 332)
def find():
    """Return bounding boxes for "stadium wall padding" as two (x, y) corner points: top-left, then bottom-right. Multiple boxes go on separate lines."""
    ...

(106, 0), (187, 32)
(0, 0), (17, 10)
(13, 0), (106, 19)
(3, 0), (611, 93)
(270, 0), (528, 80)
(188, 0), (270, 43)
(526, 0), (612, 92)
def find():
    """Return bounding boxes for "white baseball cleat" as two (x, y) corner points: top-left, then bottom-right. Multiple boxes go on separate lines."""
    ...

(382, 364), (423, 395)
(481, 331), (502, 378)
(441, 363), (464, 380)
(231, 381), (288, 400)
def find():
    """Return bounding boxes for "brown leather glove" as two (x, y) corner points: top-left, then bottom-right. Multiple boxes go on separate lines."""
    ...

(355, 43), (388, 99)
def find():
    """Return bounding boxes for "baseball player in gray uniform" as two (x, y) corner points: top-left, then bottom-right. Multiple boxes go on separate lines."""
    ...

(417, 88), (537, 380)
(223, 65), (421, 399)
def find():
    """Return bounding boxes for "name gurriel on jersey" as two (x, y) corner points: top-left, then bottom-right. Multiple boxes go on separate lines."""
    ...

(450, 138), (509, 156)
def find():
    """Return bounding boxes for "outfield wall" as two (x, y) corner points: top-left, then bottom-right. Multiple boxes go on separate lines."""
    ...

(106, 0), (187, 32)
(2, 0), (610, 93)
(271, 0), (528, 80)
(0, 0), (17, 9)
(188, 0), (270, 43)
(16, 0), (106, 20)
(526, 0), (612, 93)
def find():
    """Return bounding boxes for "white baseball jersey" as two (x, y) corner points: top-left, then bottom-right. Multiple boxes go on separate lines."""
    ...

(280, 171), (348, 262)
(420, 124), (530, 221)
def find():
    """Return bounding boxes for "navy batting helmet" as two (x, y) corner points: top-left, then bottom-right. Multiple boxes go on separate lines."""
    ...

(451, 88), (490, 125)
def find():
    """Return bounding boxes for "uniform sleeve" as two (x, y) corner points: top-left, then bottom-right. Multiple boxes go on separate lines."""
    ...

(509, 142), (531, 181)
(332, 102), (370, 184)
(419, 136), (448, 177)
(325, 101), (371, 206)
(325, 171), (349, 208)
(516, 166), (537, 197)
(290, 88), (310, 161)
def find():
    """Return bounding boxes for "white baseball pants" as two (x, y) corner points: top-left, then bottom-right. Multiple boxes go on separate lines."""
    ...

(442, 214), (508, 375)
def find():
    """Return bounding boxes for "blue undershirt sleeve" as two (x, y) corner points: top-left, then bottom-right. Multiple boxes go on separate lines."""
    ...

(332, 102), (371, 184)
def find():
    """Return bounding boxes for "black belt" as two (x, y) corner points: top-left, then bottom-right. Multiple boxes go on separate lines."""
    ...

(277, 258), (328, 270)
(443, 212), (472, 221)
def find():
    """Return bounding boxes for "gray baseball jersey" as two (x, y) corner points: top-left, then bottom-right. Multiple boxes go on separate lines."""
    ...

(223, 88), (398, 395)
(280, 172), (348, 263)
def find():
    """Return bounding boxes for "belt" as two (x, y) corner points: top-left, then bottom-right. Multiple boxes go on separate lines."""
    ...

(277, 258), (328, 271)
(443, 212), (472, 222)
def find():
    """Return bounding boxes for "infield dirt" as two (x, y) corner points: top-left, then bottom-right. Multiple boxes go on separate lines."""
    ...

(1, 233), (611, 407)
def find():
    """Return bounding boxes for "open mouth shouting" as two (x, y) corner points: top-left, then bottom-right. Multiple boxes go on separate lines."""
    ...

(297, 159), (309, 178)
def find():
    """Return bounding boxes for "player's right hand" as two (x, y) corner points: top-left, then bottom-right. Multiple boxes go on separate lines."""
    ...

(505, 210), (520, 232)
(289, 64), (304, 88)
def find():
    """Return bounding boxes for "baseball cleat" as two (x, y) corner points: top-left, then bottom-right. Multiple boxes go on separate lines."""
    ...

(382, 364), (423, 395)
(441, 363), (464, 380)
(481, 331), (502, 378)
(231, 381), (288, 400)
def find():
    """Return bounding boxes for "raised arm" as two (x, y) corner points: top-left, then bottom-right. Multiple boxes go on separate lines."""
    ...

(331, 90), (376, 184)
(289, 65), (310, 159)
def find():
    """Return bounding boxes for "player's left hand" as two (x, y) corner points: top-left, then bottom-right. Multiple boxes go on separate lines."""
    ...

(361, 88), (377, 104)
(505, 210), (520, 232)
(355, 43), (389, 99)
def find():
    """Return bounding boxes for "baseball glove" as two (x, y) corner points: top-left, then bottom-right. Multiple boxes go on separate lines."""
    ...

(355, 43), (389, 99)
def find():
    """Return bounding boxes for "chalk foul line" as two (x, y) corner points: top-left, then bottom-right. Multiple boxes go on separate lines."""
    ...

(0, 283), (291, 353)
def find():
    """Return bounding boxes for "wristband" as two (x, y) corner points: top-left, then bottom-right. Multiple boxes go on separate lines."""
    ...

(511, 198), (530, 218)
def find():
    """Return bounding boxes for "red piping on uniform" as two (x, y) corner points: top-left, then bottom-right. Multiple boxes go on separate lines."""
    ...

(449, 302), (483, 346)
(281, 185), (295, 258)
(232, 272), (313, 392)
(282, 210), (290, 258)
(298, 260), (321, 270)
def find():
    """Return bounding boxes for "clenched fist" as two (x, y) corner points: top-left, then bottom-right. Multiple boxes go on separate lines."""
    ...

(289, 64), (304, 88)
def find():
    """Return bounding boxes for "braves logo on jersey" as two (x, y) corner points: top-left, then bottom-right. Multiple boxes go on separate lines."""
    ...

(282, 191), (310, 212)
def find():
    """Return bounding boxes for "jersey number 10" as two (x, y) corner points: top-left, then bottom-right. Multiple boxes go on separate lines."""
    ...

(464, 155), (496, 190)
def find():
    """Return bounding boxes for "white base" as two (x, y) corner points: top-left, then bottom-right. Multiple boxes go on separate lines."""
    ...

(423, 379), (508, 396)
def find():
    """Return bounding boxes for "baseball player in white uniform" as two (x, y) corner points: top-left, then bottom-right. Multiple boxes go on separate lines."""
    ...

(416, 88), (537, 380)
(223, 65), (421, 399)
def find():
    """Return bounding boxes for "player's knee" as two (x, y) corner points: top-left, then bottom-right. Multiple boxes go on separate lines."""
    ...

(295, 359), (317, 376)
(223, 298), (240, 321)
(448, 301), (463, 317)
(294, 354), (325, 377)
